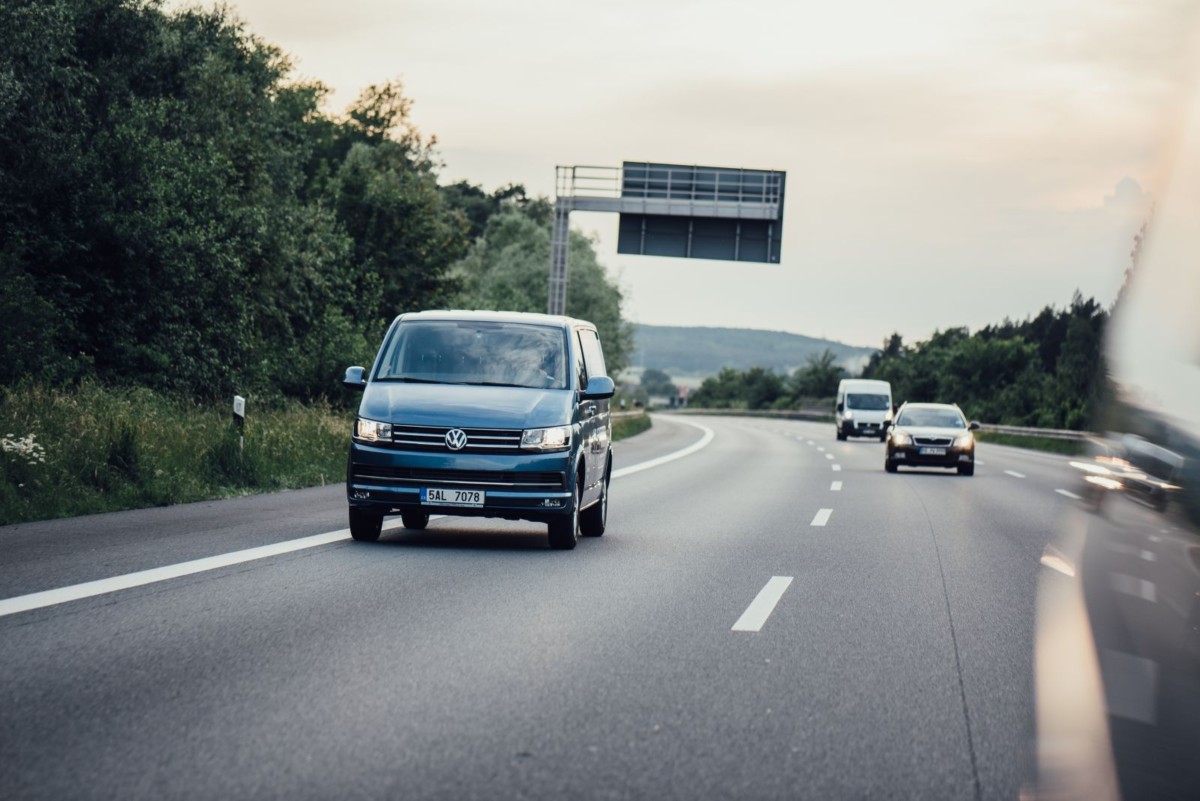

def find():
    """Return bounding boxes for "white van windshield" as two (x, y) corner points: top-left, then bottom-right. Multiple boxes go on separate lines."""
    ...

(375, 321), (568, 390)
(847, 393), (890, 411)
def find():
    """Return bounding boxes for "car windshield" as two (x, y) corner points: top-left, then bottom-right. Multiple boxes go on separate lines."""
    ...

(846, 393), (890, 411)
(897, 408), (966, 428)
(375, 321), (568, 390)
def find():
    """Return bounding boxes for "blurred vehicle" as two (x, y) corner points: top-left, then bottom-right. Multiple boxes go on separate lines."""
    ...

(1032, 85), (1200, 800)
(836, 378), (893, 441)
(1072, 434), (1185, 514)
(342, 310), (615, 550)
(884, 402), (979, 475)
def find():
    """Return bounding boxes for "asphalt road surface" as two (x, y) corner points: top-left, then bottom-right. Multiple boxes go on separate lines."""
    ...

(0, 414), (1080, 800)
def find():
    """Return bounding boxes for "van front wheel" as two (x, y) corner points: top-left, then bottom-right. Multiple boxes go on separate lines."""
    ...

(349, 508), (383, 542)
(580, 470), (608, 537)
(548, 485), (580, 550)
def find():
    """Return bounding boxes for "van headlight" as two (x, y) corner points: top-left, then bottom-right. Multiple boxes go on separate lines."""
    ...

(355, 418), (392, 442)
(521, 426), (571, 451)
(843, 410), (854, 420)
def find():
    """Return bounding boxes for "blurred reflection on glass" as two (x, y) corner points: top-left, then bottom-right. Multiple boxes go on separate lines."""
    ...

(1033, 82), (1200, 800)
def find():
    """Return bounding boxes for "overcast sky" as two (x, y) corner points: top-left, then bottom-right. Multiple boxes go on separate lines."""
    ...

(196, 0), (1198, 347)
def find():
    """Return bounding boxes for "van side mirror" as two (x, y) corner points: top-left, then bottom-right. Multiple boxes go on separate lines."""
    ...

(969, 421), (981, 431)
(836, 402), (844, 413)
(343, 366), (367, 390)
(581, 376), (615, 400)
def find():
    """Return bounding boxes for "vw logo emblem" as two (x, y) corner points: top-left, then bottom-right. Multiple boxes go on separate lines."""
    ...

(445, 429), (468, 451)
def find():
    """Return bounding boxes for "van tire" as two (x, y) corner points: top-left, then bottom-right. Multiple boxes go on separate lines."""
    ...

(580, 468), (609, 537)
(349, 508), (383, 542)
(836, 429), (847, 441)
(401, 510), (429, 530)
(548, 484), (580, 550)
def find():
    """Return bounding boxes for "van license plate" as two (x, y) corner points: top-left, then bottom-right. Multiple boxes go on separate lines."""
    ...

(421, 488), (485, 507)
(919, 447), (946, 455)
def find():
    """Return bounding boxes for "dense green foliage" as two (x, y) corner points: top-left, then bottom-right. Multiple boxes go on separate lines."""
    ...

(689, 295), (1109, 429)
(864, 293), (1108, 429)
(0, 0), (631, 402)
(689, 349), (845, 410)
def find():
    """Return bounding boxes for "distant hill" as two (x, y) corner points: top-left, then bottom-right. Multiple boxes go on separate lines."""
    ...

(631, 324), (876, 379)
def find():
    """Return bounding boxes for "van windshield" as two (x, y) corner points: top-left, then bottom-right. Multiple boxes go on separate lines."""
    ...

(846, 393), (890, 411)
(375, 321), (568, 390)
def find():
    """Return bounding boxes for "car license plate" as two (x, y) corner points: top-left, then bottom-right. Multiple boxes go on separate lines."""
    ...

(919, 447), (946, 455)
(421, 487), (485, 507)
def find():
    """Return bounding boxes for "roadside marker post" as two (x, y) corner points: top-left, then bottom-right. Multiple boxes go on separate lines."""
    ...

(233, 394), (246, 455)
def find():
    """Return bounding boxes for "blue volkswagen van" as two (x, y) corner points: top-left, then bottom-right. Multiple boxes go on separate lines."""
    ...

(342, 311), (614, 550)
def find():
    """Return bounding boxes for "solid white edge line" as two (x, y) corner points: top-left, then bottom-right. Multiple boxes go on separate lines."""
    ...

(732, 576), (793, 632)
(1, 416), (716, 618)
(1055, 488), (1082, 500)
(1004, 470), (1026, 479)
(811, 508), (833, 527)
(611, 418), (714, 479)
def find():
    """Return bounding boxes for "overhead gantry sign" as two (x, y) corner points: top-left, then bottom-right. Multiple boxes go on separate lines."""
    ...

(547, 161), (787, 315)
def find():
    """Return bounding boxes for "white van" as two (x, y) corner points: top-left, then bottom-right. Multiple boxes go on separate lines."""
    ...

(835, 379), (893, 441)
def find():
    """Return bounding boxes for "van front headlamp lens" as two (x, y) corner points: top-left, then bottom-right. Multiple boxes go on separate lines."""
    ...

(521, 426), (571, 451)
(356, 418), (392, 442)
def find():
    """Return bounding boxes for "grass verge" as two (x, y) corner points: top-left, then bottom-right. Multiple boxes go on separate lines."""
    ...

(975, 431), (1086, 456)
(1, 383), (350, 526)
(613, 412), (652, 441)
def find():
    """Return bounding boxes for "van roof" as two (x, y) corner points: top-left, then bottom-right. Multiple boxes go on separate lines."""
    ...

(839, 379), (891, 390)
(395, 310), (595, 331)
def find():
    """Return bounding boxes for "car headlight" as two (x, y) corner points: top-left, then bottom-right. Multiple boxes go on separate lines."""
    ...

(521, 426), (571, 451)
(954, 434), (975, 449)
(892, 431), (912, 446)
(355, 418), (392, 442)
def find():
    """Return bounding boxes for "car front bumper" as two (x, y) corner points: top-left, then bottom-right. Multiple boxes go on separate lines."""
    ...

(889, 445), (974, 468)
(346, 442), (575, 522)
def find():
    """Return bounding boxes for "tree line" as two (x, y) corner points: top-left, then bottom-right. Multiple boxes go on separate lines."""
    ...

(0, 0), (631, 401)
(687, 292), (1109, 430)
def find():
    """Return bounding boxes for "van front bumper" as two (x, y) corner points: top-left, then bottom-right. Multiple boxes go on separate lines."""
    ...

(346, 442), (574, 522)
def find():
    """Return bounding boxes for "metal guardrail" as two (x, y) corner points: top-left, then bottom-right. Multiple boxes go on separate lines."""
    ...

(610, 410), (649, 422)
(666, 409), (1092, 440)
(975, 424), (1091, 441)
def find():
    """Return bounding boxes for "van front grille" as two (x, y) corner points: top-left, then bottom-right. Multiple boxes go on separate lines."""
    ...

(390, 425), (522, 454)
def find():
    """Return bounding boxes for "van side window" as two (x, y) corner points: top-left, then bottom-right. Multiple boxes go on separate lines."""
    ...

(579, 329), (607, 379)
(574, 331), (587, 390)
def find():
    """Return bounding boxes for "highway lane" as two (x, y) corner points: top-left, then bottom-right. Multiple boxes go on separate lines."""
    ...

(0, 414), (1074, 800)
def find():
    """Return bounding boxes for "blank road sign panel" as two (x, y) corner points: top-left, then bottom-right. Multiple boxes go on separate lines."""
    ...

(618, 215), (780, 262)
(616, 162), (785, 263)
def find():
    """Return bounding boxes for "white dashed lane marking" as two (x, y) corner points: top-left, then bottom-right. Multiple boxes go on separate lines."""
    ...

(732, 576), (793, 633)
(830, 481), (842, 491)
(1111, 573), (1157, 603)
(1055, 488), (1081, 500)
(1004, 470), (1026, 479)
(832, 465), (842, 472)
(811, 508), (833, 527)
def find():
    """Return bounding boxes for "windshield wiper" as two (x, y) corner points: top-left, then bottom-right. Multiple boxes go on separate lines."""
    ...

(376, 376), (462, 384)
(469, 381), (538, 388)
